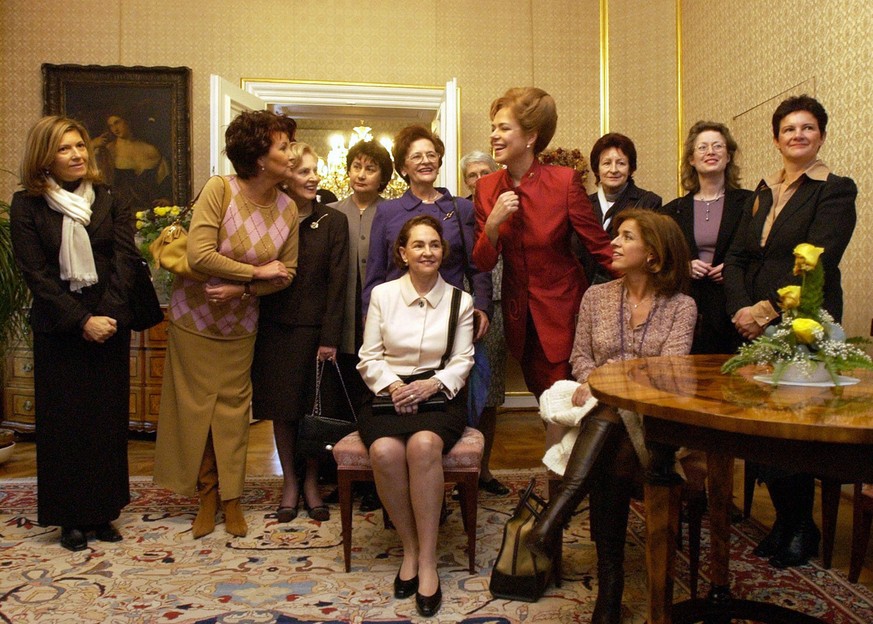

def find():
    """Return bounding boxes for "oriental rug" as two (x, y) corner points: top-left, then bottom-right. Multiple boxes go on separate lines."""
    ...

(1, 470), (871, 623)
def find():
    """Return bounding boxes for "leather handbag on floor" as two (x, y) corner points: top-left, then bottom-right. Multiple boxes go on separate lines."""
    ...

(489, 477), (554, 602)
(148, 176), (231, 282)
(298, 358), (358, 462)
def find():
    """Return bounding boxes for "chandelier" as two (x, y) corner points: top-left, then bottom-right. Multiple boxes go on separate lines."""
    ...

(317, 125), (408, 200)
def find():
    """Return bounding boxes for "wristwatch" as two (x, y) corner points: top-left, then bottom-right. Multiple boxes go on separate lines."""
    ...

(241, 283), (252, 301)
(433, 378), (446, 393)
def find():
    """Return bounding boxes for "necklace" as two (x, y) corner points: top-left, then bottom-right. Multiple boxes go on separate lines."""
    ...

(239, 185), (277, 209)
(696, 188), (724, 222)
(418, 189), (442, 203)
(626, 291), (652, 310)
(619, 285), (659, 359)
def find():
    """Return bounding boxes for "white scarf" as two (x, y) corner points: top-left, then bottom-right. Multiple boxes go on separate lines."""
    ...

(44, 177), (98, 292)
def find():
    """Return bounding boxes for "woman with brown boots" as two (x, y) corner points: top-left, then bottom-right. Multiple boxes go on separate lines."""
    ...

(526, 210), (697, 623)
(154, 111), (299, 537)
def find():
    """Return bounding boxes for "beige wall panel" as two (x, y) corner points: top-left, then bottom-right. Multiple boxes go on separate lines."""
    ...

(531, 1), (601, 166)
(607, 0), (678, 201)
(682, 0), (873, 341)
(0, 1), (122, 191)
(1, 0), (598, 202)
(434, 1), (536, 172)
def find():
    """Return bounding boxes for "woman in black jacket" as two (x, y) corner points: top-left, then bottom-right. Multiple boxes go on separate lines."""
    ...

(251, 142), (349, 523)
(662, 121), (750, 354)
(11, 116), (150, 551)
(724, 95), (857, 568)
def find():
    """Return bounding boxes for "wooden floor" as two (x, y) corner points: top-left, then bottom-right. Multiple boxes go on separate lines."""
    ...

(1, 407), (871, 591)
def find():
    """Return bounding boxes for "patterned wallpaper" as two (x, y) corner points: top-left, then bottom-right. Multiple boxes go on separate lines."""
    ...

(2, 0), (867, 339)
(681, 0), (873, 341)
(0, 0), (601, 201)
(607, 0), (678, 201)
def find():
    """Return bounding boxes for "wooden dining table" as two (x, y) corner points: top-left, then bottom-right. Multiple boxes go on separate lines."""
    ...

(587, 354), (873, 624)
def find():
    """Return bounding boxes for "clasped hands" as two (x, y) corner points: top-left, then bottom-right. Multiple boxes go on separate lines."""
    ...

(204, 260), (291, 305)
(690, 259), (724, 283)
(388, 378), (442, 415)
(731, 306), (765, 340)
(83, 315), (117, 343)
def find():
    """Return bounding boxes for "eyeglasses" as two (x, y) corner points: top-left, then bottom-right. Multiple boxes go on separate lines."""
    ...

(407, 151), (439, 164)
(694, 142), (727, 154)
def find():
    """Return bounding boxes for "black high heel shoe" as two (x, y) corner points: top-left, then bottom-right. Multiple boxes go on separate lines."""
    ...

(415, 581), (442, 617)
(276, 503), (299, 523)
(304, 500), (330, 522)
(60, 526), (87, 552)
(94, 522), (123, 542)
(393, 571), (419, 599)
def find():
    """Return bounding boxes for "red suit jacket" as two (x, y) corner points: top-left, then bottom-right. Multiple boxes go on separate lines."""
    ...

(473, 160), (614, 364)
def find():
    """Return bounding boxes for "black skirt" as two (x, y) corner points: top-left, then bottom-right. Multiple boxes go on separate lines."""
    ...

(357, 372), (467, 453)
(251, 320), (320, 422)
(34, 330), (131, 526)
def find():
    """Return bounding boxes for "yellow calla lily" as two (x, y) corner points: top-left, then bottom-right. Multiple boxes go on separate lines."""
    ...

(777, 285), (801, 310)
(792, 243), (824, 275)
(792, 318), (823, 344)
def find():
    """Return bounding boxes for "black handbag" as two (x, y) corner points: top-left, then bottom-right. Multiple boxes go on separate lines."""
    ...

(297, 359), (358, 461)
(128, 255), (164, 331)
(372, 387), (447, 415)
(489, 478), (554, 602)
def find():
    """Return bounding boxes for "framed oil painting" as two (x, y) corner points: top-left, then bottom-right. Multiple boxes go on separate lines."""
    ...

(42, 64), (192, 210)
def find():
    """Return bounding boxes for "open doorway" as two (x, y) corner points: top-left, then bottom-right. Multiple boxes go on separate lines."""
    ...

(210, 77), (459, 194)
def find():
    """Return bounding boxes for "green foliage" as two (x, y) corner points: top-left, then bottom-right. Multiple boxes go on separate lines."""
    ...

(798, 262), (824, 319)
(0, 200), (31, 358)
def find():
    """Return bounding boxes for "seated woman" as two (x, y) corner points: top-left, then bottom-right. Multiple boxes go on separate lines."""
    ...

(526, 209), (697, 624)
(356, 214), (475, 618)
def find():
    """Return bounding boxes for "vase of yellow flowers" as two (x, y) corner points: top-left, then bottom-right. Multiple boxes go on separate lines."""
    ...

(135, 204), (190, 303)
(722, 243), (873, 385)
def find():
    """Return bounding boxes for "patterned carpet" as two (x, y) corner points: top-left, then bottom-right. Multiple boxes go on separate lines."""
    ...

(1, 470), (872, 623)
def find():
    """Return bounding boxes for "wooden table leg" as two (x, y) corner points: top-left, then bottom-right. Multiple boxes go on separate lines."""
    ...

(706, 452), (734, 605)
(645, 442), (683, 624)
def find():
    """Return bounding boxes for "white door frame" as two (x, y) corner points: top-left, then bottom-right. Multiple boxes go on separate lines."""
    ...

(239, 78), (460, 194)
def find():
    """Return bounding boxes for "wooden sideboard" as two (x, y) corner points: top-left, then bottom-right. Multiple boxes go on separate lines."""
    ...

(1, 313), (169, 435)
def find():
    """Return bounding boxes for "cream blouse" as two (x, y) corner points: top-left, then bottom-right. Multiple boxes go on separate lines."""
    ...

(357, 273), (475, 398)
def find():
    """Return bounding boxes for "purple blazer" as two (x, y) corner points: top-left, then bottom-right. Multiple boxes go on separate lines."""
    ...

(361, 188), (492, 316)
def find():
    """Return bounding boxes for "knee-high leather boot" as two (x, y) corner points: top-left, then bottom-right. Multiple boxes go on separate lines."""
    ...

(192, 434), (219, 539)
(770, 474), (820, 568)
(589, 469), (634, 624)
(525, 417), (621, 563)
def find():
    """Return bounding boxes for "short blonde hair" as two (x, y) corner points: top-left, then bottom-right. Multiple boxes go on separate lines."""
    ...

(489, 87), (557, 154)
(20, 116), (102, 195)
(289, 141), (319, 166)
